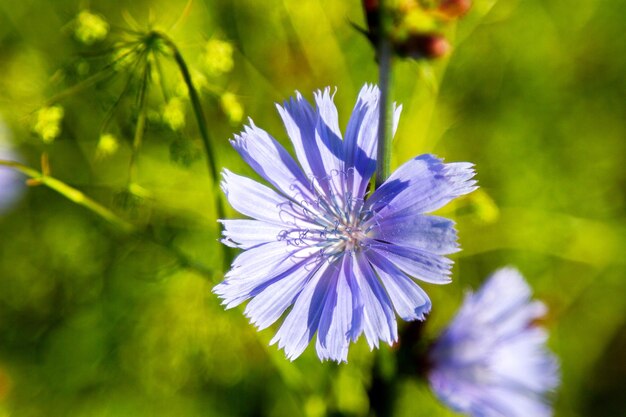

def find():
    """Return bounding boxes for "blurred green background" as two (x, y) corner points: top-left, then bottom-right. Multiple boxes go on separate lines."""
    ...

(0, 0), (624, 416)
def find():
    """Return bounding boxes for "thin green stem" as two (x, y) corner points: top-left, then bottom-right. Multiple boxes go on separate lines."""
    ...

(100, 55), (144, 134)
(41, 42), (143, 109)
(154, 31), (232, 269)
(154, 53), (172, 102)
(370, 3), (398, 417)
(0, 159), (214, 277)
(44, 69), (115, 108)
(368, 350), (398, 417)
(374, 1), (394, 189)
(0, 159), (135, 233)
(156, 32), (219, 184)
(128, 55), (150, 183)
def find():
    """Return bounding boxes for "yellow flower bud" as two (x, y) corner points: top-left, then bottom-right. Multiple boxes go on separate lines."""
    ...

(163, 97), (186, 130)
(220, 93), (244, 124)
(203, 39), (234, 76)
(175, 71), (209, 96)
(402, 8), (438, 34)
(470, 189), (500, 224)
(96, 133), (119, 158)
(75, 11), (109, 45)
(34, 106), (64, 143)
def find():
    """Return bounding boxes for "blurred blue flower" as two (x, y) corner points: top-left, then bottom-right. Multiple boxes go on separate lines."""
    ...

(214, 85), (477, 362)
(0, 121), (24, 213)
(428, 267), (560, 417)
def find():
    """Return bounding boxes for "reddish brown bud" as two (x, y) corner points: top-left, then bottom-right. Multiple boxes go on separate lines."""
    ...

(395, 34), (450, 60)
(438, 0), (472, 18)
(423, 35), (450, 58)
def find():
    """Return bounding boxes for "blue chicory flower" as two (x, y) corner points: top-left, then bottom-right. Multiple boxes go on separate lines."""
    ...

(0, 121), (24, 213)
(214, 84), (477, 362)
(428, 267), (560, 417)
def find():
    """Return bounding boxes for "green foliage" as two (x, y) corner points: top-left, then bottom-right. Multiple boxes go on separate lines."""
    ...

(0, 0), (624, 416)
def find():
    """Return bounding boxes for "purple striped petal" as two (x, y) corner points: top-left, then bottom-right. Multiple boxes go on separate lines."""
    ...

(312, 88), (345, 196)
(244, 257), (321, 330)
(316, 254), (354, 362)
(230, 121), (313, 201)
(221, 169), (315, 228)
(368, 242), (453, 284)
(219, 219), (287, 249)
(276, 92), (327, 181)
(343, 84), (379, 197)
(367, 213), (459, 255)
(353, 253), (397, 349)
(367, 154), (477, 216)
(366, 253), (431, 321)
(270, 261), (334, 360)
(215, 240), (317, 308)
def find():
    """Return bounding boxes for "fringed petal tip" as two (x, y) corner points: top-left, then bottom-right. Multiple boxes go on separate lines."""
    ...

(219, 169), (229, 195)
(211, 285), (240, 310)
(444, 162), (479, 197)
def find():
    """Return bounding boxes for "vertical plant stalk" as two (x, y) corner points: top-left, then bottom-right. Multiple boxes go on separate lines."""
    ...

(371, 3), (398, 417)
(157, 32), (219, 183)
(374, 0), (394, 189)
(129, 59), (149, 183)
(156, 32), (231, 269)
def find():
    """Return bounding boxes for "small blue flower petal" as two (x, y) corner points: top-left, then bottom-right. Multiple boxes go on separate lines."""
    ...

(367, 253), (432, 321)
(215, 85), (477, 362)
(221, 169), (292, 224)
(343, 84), (380, 196)
(230, 120), (313, 201)
(316, 254), (353, 362)
(312, 88), (345, 196)
(428, 267), (560, 417)
(353, 253), (398, 349)
(219, 219), (286, 249)
(368, 242), (453, 284)
(367, 154), (477, 216)
(243, 257), (318, 330)
(214, 241), (317, 309)
(270, 261), (333, 360)
(369, 213), (459, 255)
(276, 92), (326, 178)
(276, 92), (326, 181)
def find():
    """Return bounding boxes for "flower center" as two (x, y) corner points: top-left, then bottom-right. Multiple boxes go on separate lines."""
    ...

(323, 217), (369, 257)
(338, 223), (366, 249)
(277, 175), (376, 261)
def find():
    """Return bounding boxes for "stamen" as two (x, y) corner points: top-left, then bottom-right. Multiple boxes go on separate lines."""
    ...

(279, 172), (372, 255)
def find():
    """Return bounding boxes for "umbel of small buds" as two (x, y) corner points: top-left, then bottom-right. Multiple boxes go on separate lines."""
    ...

(428, 268), (560, 417)
(214, 84), (477, 362)
(361, 0), (472, 60)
